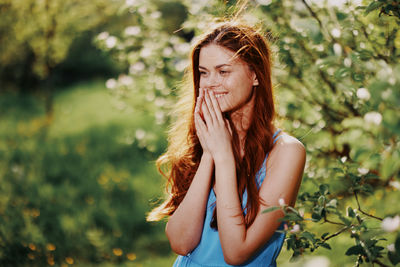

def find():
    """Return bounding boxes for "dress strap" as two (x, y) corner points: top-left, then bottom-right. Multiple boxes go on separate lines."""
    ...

(272, 129), (282, 144)
(272, 129), (281, 138)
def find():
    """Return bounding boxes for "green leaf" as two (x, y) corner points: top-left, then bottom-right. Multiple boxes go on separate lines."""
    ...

(365, 1), (384, 14)
(332, 167), (344, 173)
(319, 184), (329, 195)
(346, 245), (363, 256)
(347, 207), (355, 218)
(364, 173), (379, 179)
(311, 212), (322, 222)
(334, 68), (350, 79)
(262, 206), (281, 214)
(286, 206), (300, 215)
(318, 195), (325, 206)
(361, 184), (374, 195)
(358, 49), (373, 60)
(336, 11), (348, 21)
(319, 242), (331, 250)
(395, 234), (400, 254)
(301, 231), (316, 243)
(326, 199), (337, 208)
(321, 232), (330, 239)
(339, 214), (352, 226)
(388, 251), (400, 265)
(278, 213), (304, 222)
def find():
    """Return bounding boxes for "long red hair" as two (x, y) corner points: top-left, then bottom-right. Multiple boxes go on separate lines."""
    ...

(147, 22), (276, 229)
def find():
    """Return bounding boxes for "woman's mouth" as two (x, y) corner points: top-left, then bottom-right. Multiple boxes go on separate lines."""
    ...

(214, 92), (228, 98)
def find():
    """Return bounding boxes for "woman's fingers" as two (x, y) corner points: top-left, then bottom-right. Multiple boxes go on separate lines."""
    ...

(194, 110), (208, 140)
(201, 91), (214, 126)
(204, 89), (218, 125)
(224, 118), (233, 137)
(208, 90), (224, 124)
(195, 88), (203, 114)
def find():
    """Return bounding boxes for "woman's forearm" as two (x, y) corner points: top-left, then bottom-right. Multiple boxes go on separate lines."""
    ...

(214, 153), (248, 264)
(165, 153), (214, 255)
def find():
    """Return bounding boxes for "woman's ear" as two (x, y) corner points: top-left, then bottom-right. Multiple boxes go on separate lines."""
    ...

(252, 73), (259, 86)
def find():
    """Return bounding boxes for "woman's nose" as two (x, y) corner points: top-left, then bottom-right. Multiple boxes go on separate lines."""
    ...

(202, 73), (221, 88)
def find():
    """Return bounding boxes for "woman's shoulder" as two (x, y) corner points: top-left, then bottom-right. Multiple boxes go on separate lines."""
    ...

(270, 130), (306, 161)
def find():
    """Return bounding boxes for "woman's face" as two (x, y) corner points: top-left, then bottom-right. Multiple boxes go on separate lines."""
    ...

(198, 44), (258, 113)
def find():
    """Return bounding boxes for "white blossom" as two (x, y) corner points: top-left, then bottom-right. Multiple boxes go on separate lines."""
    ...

(357, 167), (369, 175)
(105, 36), (117, 49)
(155, 97), (166, 107)
(364, 112), (382, 125)
(304, 256), (330, 267)
(333, 43), (342, 56)
(278, 198), (286, 206)
(125, 0), (137, 7)
(135, 129), (146, 140)
(140, 48), (152, 58)
(173, 43), (191, 54)
(155, 110), (165, 124)
(130, 62), (145, 73)
(106, 78), (117, 89)
(163, 47), (173, 57)
(344, 58), (352, 67)
(256, 0), (272, 5)
(387, 243), (395, 252)
(97, 31), (109, 40)
(124, 26), (141, 36)
(138, 6), (147, 14)
(381, 89), (392, 100)
(381, 215), (400, 232)
(292, 120), (301, 128)
(175, 59), (189, 72)
(146, 92), (155, 101)
(331, 28), (341, 38)
(151, 11), (161, 19)
(356, 88), (370, 100)
(327, 199), (337, 208)
(290, 224), (301, 233)
(389, 180), (400, 190)
(299, 208), (305, 217)
(119, 75), (133, 86)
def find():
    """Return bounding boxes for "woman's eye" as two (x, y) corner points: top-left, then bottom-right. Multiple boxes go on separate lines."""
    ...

(220, 70), (230, 75)
(199, 71), (207, 76)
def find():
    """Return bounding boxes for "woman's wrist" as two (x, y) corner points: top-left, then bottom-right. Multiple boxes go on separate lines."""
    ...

(213, 149), (234, 165)
(201, 151), (213, 162)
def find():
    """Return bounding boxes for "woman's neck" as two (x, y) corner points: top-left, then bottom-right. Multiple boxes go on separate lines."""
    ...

(229, 93), (255, 155)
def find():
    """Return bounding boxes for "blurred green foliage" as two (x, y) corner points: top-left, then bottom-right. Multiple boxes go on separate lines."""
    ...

(97, 0), (400, 266)
(0, 0), (123, 87)
(0, 81), (171, 266)
(0, 0), (399, 266)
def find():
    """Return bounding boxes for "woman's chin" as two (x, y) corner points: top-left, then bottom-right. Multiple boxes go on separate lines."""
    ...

(217, 99), (229, 113)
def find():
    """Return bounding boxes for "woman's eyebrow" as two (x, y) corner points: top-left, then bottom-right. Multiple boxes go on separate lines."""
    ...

(215, 64), (232, 69)
(198, 64), (232, 70)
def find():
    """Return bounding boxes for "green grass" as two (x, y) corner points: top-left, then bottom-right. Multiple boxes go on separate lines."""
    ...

(50, 80), (142, 138)
(0, 80), (397, 266)
(0, 80), (172, 266)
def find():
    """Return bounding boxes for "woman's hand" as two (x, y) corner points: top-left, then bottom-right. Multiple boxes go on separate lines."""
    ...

(194, 88), (233, 162)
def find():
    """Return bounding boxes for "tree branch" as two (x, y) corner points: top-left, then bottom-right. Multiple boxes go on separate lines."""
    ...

(321, 226), (350, 242)
(354, 190), (383, 221)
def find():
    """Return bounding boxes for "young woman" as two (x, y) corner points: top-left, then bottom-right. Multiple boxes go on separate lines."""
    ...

(148, 22), (306, 266)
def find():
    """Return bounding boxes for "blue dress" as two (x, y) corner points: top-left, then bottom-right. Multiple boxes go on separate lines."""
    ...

(173, 129), (286, 267)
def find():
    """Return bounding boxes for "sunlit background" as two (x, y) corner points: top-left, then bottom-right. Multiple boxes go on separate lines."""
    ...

(0, 0), (399, 266)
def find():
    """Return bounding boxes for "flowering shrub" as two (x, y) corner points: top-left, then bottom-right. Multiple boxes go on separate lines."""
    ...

(96, 0), (400, 265)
